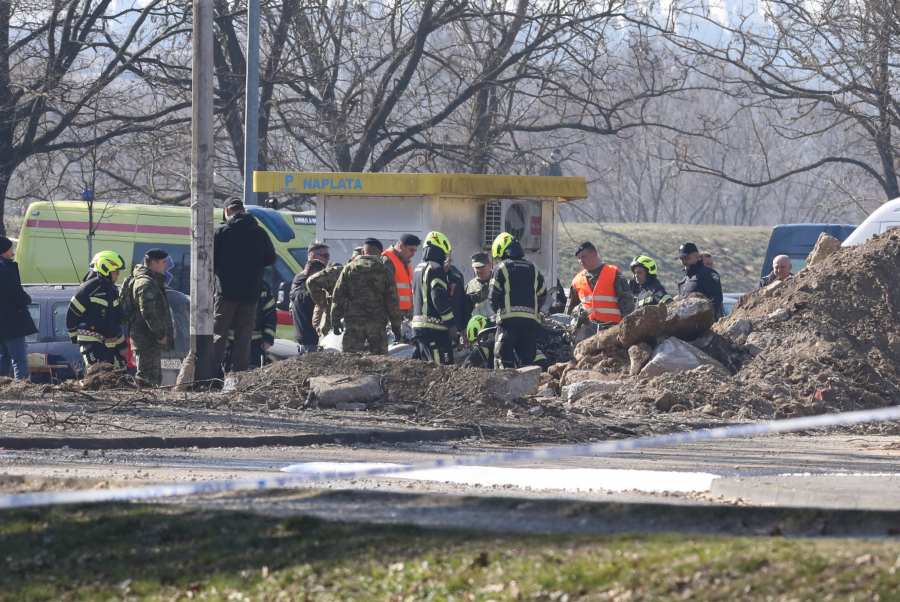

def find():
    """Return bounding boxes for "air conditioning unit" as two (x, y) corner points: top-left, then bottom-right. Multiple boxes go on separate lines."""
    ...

(483, 200), (543, 252)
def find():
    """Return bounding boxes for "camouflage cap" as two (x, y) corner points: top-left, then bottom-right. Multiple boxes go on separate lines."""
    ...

(471, 252), (491, 267)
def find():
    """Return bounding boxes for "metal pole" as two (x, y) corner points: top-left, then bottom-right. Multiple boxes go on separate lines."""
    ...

(242, 0), (260, 205)
(191, 0), (216, 381)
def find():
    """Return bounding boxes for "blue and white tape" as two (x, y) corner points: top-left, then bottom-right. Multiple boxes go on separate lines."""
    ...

(2, 406), (900, 509)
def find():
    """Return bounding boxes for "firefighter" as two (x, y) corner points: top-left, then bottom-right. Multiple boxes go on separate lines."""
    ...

(461, 315), (493, 369)
(411, 231), (455, 364)
(66, 251), (128, 369)
(488, 232), (546, 369)
(565, 241), (634, 330)
(628, 255), (673, 307)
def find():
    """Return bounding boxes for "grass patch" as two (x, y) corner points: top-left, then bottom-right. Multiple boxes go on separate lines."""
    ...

(3, 503), (900, 601)
(557, 222), (773, 293)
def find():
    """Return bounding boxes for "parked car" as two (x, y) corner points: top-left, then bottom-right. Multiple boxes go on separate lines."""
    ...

(841, 198), (900, 247)
(23, 284), (190, 385)
(761, 223), (857, 276)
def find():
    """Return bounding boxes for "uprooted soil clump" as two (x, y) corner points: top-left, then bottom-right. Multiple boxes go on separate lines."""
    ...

(549, 228), (900, 421)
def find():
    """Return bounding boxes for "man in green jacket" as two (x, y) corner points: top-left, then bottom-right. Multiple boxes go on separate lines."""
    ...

(125, 249), (174, 386)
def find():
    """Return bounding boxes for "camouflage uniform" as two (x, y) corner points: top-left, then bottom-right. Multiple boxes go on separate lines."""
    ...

(307, 264), (343, 334)
(465, 278), (490, 306)
(330, 255), (402, 355)
(127, 264), (174, 386)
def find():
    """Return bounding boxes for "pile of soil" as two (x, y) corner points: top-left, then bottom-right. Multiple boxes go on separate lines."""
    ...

(78, 364), (135, 391)
(562, 229), (900, 420)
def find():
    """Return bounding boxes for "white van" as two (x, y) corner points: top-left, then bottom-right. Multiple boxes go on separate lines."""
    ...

(841, 198), (900, 246)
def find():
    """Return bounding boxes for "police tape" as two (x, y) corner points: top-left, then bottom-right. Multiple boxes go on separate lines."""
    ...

(2, 405), (900, 510)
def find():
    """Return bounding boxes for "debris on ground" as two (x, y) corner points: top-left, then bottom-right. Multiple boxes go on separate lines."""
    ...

(78, 364), (135, 391)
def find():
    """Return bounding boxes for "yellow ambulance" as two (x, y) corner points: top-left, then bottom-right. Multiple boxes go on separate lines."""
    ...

(15, 201), (317, 339)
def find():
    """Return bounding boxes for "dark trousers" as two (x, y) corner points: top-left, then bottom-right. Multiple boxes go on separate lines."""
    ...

(413, 329), (454, 365)
(213, 297), (257, 372)
(80, 342), (121, 370)
(494, 317), (538, 369)
(225, 338), (270, 371)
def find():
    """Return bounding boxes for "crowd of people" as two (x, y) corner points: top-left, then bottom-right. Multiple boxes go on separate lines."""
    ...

(0, 195), (800, 380)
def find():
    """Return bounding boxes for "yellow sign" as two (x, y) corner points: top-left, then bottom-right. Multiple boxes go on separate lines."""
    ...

(253, 172), (588, 201)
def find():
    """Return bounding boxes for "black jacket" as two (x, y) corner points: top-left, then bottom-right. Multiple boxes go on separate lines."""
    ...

(678, 261), (724, 318)
(66, 275), (126, 349)
(754, 271), (793, 291)
(412, 245), (454, 332)
(448, 265), (474, 330)
(0, 257), (37, 340)
(213, 211), (277, 303)
(290, 271), (319, 345)
(629, 275), (673, 307)
(489, 240), (546, 322)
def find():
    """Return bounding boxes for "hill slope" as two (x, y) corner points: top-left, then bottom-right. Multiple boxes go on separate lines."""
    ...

(557, 222), (773, 293)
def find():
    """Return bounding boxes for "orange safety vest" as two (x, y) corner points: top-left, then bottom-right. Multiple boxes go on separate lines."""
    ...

(572, 265), (622, 324)
(382, 247), (413, 310)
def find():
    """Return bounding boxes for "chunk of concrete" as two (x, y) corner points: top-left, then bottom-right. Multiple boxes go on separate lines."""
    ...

(562, 369), (619, 386)
(628, 343), (652, 375)
(561, 379), (624, 402)
(724, 319), (752, 344)
(640, 337), (726, 378)
(617, 304), (668, 348)
(487, 366), (543, 401)
(308, 374), (384, 408)
(574, 327), (620, 360)
(807, 232), (841, 266)
(662, 295), (716, 341)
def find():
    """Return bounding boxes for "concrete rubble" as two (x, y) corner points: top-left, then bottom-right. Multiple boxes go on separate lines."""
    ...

(639, 337), (727, 378)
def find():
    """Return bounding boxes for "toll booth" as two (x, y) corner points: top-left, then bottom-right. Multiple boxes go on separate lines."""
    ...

(253, 172), (588, 287)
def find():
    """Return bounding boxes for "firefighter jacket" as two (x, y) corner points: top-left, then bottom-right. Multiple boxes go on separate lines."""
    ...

(66, 275), (126, 349)
(678, 261), (724, 318)
(571, 265), (628, 324)
(628, 275), (674, 307)
(381, 247), (413, 311)
(411, 245), (454, 331)
(488, 240), (547, 322)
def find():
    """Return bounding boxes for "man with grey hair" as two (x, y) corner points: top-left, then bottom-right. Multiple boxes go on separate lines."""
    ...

(755, 255), (793, 290)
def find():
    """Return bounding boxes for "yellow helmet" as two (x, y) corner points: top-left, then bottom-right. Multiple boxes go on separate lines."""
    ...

(630, 255), (658, 276)
(466, 315), (489, 342)
(91, 250), (125, 277)
(424, 231), (451, 253)
(491, 232), (515, 259)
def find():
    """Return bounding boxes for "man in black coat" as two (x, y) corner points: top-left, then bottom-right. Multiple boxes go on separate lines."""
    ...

(0, 237), (37, 379)
(290, 259), (326, 353)
(212, 198), (277, 372)
(676, 242), (724, 319)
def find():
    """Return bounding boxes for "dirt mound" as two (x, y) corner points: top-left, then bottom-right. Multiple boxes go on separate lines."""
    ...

(79, 364), (135, 391)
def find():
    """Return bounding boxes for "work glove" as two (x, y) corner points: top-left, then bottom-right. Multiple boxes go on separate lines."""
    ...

(448, 325), (459, 343)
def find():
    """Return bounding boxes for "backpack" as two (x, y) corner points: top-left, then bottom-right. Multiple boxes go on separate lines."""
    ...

(119, 276), (140, 328)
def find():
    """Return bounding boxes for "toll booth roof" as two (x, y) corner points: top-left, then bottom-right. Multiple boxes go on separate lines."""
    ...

(254, 172), (588, 201)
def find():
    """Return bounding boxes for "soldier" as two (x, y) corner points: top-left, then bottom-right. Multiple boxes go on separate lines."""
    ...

(412, 232), (455, 364)
(381, 234), (419, 318)
(565, 241), (634, 330)
(124, 249), (174, 386)
(330, 238), (402, 354)
(307, 262), (343, 335)
(677, 242), (724, 318)
(628, 255), (673, 307)
(465, 252), (492, 312)
(66, 251), (128, 369)
(489, 232), (546, 369)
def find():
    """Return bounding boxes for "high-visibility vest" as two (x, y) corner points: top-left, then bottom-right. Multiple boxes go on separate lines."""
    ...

(572, 265), (622, 324)
(383, 248), (413, 310)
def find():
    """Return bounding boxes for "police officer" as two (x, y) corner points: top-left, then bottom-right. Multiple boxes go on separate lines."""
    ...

(331, 238), (402, 355)
(66, 251), (128, 369)
(489, 232), (546, 369)
(565, 242), (634, 329)
(465, 252), (492, 310)
(125, 249), (174, 386)
(411, 231), (455, 364)
(676, 242), (724, 318)
(628, 255), (673, 307)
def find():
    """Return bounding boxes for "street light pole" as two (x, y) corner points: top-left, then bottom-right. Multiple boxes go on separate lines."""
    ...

(242, 0), (260, 206)
(190, 0), (216, 381)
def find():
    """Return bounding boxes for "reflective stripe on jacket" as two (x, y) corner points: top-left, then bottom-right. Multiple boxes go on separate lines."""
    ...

(382, 248), (413, 310)
(572, 265), (622, 324)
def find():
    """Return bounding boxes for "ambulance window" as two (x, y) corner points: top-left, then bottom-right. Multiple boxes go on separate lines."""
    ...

(264, 256), (295, 292)
(288, 248), (307, 267)
(26, 304), (40, 343)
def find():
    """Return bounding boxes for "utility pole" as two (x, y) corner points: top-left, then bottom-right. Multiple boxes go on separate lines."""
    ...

(190, 0), (216, 381)
(242, 0), (260, 206)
